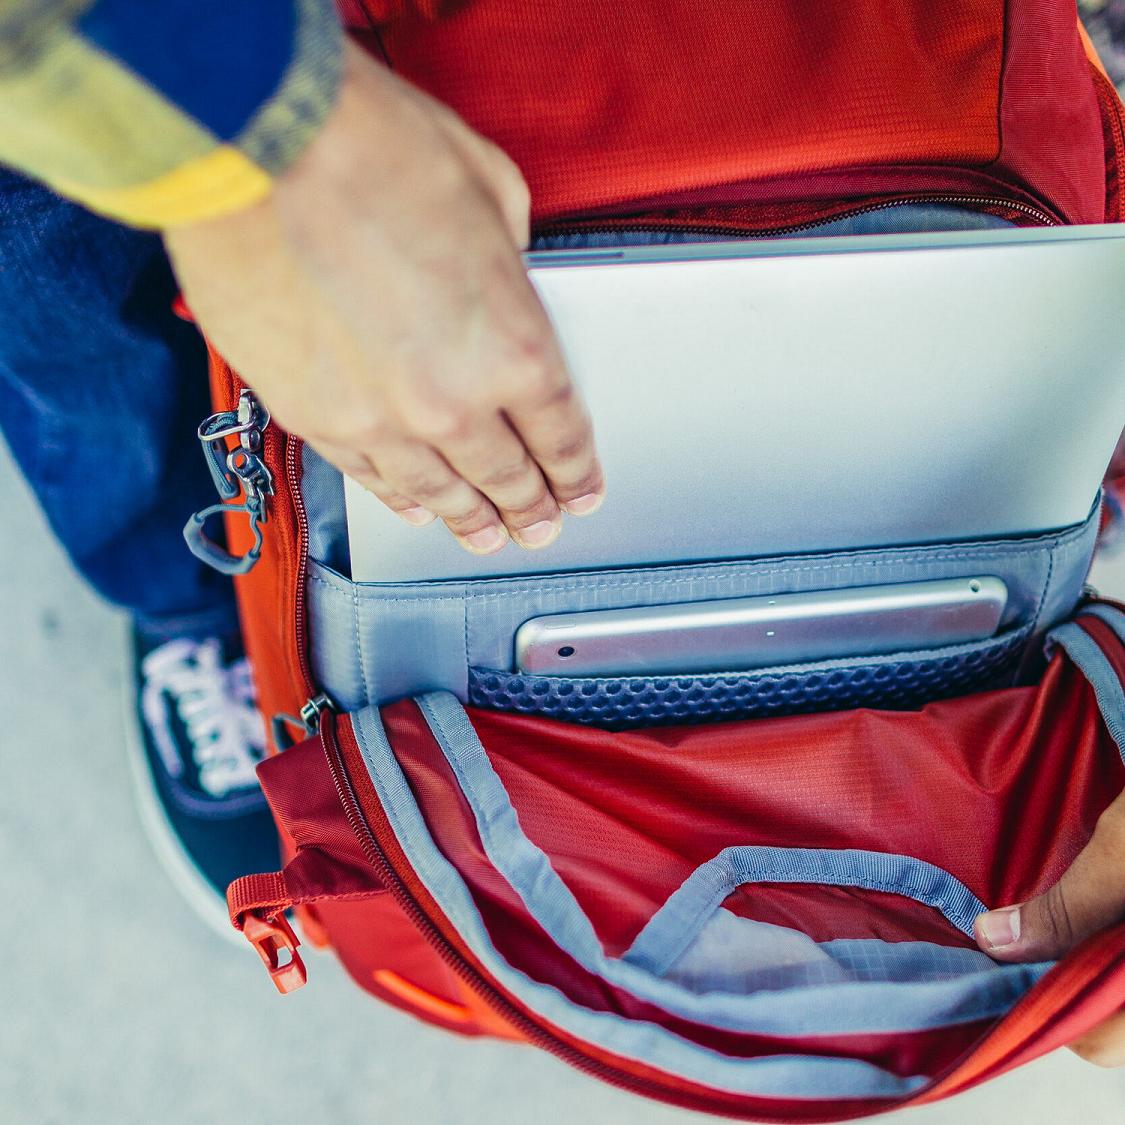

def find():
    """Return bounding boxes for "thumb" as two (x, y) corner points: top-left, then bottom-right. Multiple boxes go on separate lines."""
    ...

(974, 794), (1125, 962)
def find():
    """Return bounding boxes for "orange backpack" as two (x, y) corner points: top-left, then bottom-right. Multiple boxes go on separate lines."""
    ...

(192, 6), (1125, 1119)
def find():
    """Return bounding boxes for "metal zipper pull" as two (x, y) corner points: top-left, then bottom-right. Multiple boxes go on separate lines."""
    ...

(299, 693), (336, 729)
(271, 693), (337, 751)
(183, 389), (275, 575)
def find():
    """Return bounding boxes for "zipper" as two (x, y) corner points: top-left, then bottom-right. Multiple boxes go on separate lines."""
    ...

(284, 432), (316, 696)
(537, 193), (1057, 241)
(271, 692), (337, 752)
(317, 711), (1123, 1123)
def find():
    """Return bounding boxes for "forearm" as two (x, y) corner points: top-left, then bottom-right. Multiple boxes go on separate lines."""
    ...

(0, 0), (343, 228)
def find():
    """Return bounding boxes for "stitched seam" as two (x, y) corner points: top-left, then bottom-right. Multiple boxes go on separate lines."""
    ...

(462, 597), (470, 690)
(707, 871), (963, 921)
(310, 551), (1048, 602)
(351, 574), (367, 708)
(981, 0), (1009, 171)
(1030, 539), (1056, 637)
(647, 873), (971, 975)
(310, 515), (1098, 594)
(292, 888), (387, 906)
(307, 513), (1095, 602)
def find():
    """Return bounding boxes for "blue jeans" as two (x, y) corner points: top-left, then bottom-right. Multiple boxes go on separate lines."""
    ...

(0, 169), (237, 641)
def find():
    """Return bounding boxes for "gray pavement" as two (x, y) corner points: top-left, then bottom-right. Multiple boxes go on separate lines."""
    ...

(2, 444), (1123, 1125)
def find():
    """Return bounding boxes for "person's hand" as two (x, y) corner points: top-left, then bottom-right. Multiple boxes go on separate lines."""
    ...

(974, 789), (1125, 1066)
(165, 39), (604, 556)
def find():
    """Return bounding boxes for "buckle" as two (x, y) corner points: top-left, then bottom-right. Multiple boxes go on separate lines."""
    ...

(184, 388), (274, 576)
(242, 912), (307, 994)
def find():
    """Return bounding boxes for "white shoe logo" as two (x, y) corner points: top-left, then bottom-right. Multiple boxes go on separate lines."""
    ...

(141, 637), (267, 798)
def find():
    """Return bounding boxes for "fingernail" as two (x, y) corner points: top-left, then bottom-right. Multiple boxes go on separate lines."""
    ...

(562, 492), (604, 516)
(398, 505), (435, 527)
(977, 906), (1021, 951)
(463, 525), (508, 554)
(515, 519), (560, 548)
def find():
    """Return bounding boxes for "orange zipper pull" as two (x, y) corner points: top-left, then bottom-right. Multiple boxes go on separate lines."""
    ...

(242, 912), (307, 994)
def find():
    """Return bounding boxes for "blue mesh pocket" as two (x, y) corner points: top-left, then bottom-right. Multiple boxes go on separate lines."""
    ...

(467, 626), (1032, 728)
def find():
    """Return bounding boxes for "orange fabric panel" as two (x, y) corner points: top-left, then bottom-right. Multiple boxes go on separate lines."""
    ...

(206, 353), (311, 745)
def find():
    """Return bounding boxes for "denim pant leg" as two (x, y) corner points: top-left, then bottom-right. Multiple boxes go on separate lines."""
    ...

(0, 169), (237, 640)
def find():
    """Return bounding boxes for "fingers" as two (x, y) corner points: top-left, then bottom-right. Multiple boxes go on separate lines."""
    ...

(307, 439), (435, 529)
(498, 332), (606, 517)
(973, 794), (1125, 1067)
(433, 411), (565, 549)
(385, 283), (603, 553)
(362, 437), (511, 556)
(974, 793), (1125, 962)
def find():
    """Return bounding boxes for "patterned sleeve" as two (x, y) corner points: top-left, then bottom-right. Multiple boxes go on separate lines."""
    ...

(0, 0), (343, 228)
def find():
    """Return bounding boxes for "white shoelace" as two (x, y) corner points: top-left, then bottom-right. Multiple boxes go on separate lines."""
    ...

(141, 637), (267, 798)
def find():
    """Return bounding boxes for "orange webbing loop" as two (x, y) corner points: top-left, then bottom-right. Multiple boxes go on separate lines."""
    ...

(227, 870), (291, 930)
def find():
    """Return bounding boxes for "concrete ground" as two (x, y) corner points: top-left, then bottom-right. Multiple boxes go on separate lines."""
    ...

(1, 443), (1123, 1125)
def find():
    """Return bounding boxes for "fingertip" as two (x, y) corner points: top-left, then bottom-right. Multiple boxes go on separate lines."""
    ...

(561, 491), (604, 517)
(459, 523), (510, 556)
(397, 505), (437, 527)
(513, 518), (562, 550)
(974, 905), (1023, 958)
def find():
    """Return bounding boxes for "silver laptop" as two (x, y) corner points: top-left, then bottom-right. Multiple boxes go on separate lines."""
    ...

(346, 224), (1125, 584)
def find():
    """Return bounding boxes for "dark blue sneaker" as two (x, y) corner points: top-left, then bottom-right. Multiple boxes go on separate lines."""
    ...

(127, 630), (279, 940)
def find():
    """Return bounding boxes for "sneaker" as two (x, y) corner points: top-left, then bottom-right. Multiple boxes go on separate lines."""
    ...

(126, 629), (280, 941)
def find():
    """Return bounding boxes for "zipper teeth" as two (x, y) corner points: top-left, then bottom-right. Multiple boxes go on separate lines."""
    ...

(284, 434), (316, 694)
(538, 194), (1057, 239)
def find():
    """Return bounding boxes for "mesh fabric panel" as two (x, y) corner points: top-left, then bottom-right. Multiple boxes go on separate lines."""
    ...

(468, 630), (1029, 729)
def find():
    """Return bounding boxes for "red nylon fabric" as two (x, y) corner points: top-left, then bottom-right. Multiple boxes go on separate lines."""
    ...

(369, 649), (1123, 1080)
(337, 1), (1112, 224)
(237, 635), (1125, 1119)
(329, 716), (533, 1040)
(377, 699), (997, 1078)
(248, 728), (519, 1036)
(451, 658), (1119, 957)
(915, 933), (1125, 1102)
(328, 711), (968, 1121)
(994, 0), (1107, 223)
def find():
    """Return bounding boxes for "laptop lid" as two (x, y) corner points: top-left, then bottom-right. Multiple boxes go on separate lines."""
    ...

(345, 224), (1125, 583)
